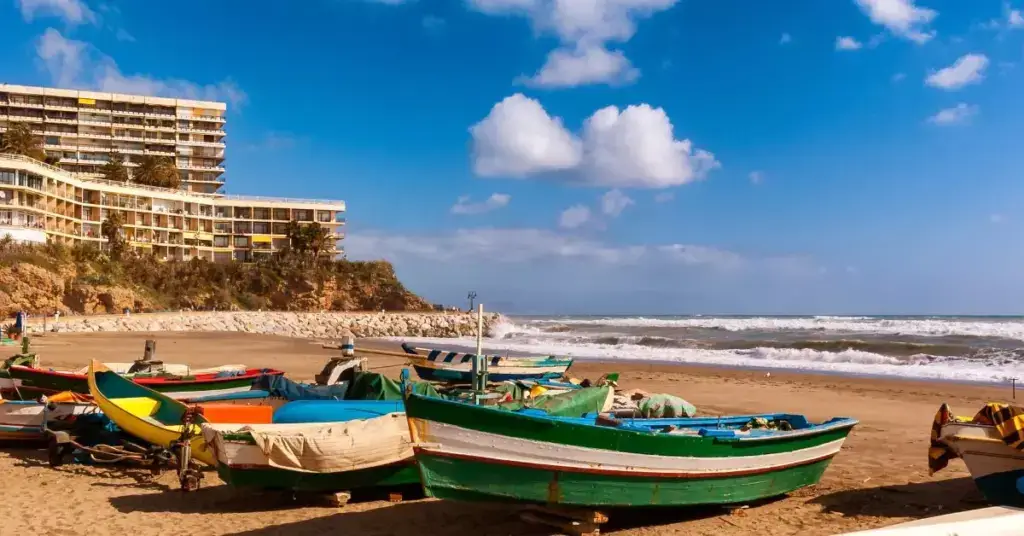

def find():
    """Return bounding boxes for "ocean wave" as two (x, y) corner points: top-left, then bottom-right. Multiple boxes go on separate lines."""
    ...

(526, 316), (1024, 341)
(391, 334), (1024, 383)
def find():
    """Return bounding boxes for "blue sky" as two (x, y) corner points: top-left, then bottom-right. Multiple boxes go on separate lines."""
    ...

(3, 0), (1024, 315)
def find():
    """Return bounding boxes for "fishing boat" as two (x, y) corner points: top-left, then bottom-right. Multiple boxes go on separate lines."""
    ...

(201, 404), (420, 493)
(404, 390), (858, 508)
(929, 403), (1024, 507)
(841, 506), (1024, 535)
(0, 393), (97, 441)
(401, 343), (573, 383)
(7, 362), (281, 400)
(90, 360), (422, 492)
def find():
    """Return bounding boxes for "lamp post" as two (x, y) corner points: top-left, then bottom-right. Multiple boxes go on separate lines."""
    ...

(467, 291), (477, 312)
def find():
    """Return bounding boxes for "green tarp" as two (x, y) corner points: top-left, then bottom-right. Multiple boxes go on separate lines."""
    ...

(498, 386), (612, 418)
(345, 371), (440, 401)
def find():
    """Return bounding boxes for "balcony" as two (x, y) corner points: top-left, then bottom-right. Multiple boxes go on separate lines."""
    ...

(145, 111), (176, 119)
(78, 119), (112, 128)
(44, 117), (78, 125)
(7, 101), (44, 109)
(9, 115), (44, 123)
(144, 149), (176, 157)
(180, 164), (225, 173)
(111, 109), (147, 117)
(44, 103), (80, 112)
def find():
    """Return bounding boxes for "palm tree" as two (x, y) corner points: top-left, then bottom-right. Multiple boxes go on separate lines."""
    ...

(304, 222), (333, 260)
(0, 122), (46, 161)
(100, 152), (130, 183)
(133, 155), (180, 188)
(101, 211), (127, 260)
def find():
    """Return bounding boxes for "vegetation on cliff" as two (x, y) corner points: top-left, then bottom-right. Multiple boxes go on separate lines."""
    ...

(0, 238), (430, 317)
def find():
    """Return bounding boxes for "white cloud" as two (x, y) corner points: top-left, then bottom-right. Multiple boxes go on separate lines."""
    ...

(18, 0), (96, 25)
(892, 72), (906, 82)
(835, 36), (863, 50)
(470, 94), (582, 177)
(601, 189), (634, 217)
(34, 29), (247, 108)
(471, 93), (718, 188)
(926, 54), (989, 90)
(654, 191), (674, 203)
(467, 0), (678, 88)
(749, 170), (764, 185)
(451, 193), (512, 215)
(657, 244), (744, 270)
(36, 27), (87, 88)
(1011, 9), (1024, 27)
(525, 45), (639, 88)
(927, 103), (978, 126)
(779, 33), (792, 44)
(559, 205), (592, 229)
(853, 0), (937, 43)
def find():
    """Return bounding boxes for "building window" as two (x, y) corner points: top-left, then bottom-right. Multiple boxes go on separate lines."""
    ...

(233, 236), (249, 247)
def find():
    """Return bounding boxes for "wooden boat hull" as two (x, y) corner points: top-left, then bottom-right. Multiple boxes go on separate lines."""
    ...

(402, 344), (572, 383)
(842, 506), (1024, 535)
(7, 365), (280, 400)
(405, 394), (856, 507)
(87, 362), (216, 466)
(938, 422), (1024, 507)
(0, 399), (97, 441)
(201, 412), (419, 493)
(213, 460), (420, 493)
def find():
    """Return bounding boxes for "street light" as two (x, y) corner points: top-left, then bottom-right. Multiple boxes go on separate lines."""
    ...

(467, 291), (477, 311)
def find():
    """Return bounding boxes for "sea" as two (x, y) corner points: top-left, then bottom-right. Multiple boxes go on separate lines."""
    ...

(396, 315), (1024, 385)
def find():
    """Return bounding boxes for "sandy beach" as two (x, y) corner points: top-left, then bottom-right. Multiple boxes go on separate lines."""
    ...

(1, 331), (1011, 535)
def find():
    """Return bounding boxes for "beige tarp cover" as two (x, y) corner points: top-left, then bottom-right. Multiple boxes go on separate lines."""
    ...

(203, 414), (413, 473)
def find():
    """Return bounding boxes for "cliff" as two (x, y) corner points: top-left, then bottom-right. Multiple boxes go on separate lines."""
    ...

(0, 241), (432, 318)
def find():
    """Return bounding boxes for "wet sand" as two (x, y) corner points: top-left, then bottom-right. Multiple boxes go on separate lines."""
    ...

(0, 331), (1011, 535)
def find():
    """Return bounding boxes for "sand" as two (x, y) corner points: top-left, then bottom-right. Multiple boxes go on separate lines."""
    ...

(0, 331), (1012, 535)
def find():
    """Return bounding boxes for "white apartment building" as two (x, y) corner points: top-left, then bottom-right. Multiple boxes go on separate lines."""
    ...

(0, 83), (346, 262)
(0, 84), (226, 195)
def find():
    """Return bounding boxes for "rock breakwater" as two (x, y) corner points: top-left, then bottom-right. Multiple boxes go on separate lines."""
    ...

(42, 311), (502, 340)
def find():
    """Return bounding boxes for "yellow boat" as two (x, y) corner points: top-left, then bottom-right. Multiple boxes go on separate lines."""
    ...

(87, 360), (216, 466)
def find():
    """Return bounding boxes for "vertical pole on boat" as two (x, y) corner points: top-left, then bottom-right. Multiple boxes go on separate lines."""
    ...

(471, 303), (485, 399)
(1013, 378), (1017, 400)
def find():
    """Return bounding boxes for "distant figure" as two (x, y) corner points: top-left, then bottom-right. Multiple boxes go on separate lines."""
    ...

(123, 307), (131, 317)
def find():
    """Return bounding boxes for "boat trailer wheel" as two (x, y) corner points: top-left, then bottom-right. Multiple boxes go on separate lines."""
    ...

(180, 469), (202, 492)
(46, 431), (73, 467)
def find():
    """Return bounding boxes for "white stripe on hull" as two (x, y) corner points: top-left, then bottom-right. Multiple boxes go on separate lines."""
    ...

(842, 506), (1024, 535)
(410, 419), (846, 475)
(412, 360), (567, 376)
(940, 423), (1024, 479)
(0, 402), (98, 428)
(161, 384), (255, 400)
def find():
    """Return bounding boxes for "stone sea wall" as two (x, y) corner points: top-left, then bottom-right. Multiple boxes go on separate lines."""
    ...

(38, 311), (502, 340)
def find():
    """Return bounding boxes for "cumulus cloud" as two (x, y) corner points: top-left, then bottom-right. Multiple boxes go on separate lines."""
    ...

(926, 54), (989, 90)
(927, 103), (978, 125)
(559, 205), (592, 229)
(1011, 9), (1024, 28)
(835, 36), (863, 50)
(853, 0), (937, 43)
(470, 94), (582, 177)
(451, 193), (512, 215)
(471, 93), (719, 189)
(601, 189), (634, 217)
(18, 0), (95, 25)
(467, 0), (678, 88)
(525, 46), (639, 88)
(35, 29), (247, 107)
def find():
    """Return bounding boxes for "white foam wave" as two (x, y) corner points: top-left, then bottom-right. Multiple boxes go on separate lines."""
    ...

(391, 334), (1023, 384)
(527, 316), (1024, 341)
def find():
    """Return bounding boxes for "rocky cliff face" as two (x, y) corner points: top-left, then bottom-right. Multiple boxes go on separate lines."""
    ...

(0, 245), (433, 318)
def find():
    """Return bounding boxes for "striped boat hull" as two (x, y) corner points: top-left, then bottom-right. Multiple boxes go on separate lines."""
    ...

(402, 344), (572, 383)
(405, 394), (856, 507)
(4, 365), (280, 400)
(0, 400), (98, 441)
(938, 422), (1024, 507)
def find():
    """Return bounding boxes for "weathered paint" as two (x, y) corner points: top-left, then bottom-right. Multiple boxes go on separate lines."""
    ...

(6, 365), (277, 400)
(939, 422), (1024, 507)
(415, 453), (836, 507)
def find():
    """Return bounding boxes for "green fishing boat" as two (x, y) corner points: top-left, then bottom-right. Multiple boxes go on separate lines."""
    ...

(404, 389), (857, 508)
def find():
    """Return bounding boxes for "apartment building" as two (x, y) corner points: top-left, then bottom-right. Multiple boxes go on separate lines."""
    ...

(0, 84), (226, 195)
(0, 154), (345, 262)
